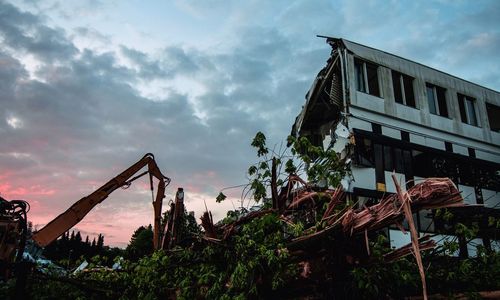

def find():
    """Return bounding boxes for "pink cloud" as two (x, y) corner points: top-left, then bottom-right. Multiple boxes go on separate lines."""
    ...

(1, 162), (240, 248)
(0, 182), (56, 197)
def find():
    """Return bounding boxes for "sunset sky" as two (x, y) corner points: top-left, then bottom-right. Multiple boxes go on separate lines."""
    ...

(1, 0), (499, 247)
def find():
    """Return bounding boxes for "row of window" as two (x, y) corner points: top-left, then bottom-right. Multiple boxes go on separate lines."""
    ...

(354, 130), (500, 192)
(353, 58), (500, 131)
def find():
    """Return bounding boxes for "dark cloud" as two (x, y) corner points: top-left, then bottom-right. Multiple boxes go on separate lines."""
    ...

(340, 1), (500, 90)
(19, 0), (108, 20)
(461, 1), (500, 29)
(163, 46), (199, 75)
(0, 2), (270, 213)
(72, 27), (111, 44)
(120, 46), (168, 79)
(120, 45), (201, 80)
(0, 50), (27, 92)
(0, 1), (77, 62)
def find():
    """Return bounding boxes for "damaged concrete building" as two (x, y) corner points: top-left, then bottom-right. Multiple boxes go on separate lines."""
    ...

(292, 37), (500, 255)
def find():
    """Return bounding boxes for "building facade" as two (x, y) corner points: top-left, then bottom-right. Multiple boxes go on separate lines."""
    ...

(292, 37), (500, 255)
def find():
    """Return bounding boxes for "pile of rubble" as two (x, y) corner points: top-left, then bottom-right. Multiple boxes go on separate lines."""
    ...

(201, 176), (464, 299)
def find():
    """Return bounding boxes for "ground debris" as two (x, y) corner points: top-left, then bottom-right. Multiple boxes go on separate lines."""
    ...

(200, 176), (464, 298)
(205, 177), (463, 245)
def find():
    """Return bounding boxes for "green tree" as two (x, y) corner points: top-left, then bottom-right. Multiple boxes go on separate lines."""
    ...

(97, 234), (104, 252)
(125, 225), (153, 261)
(75, 231), (82, 243)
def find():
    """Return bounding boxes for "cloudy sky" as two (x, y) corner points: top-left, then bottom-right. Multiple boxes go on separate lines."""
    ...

(1, 0), (499, 247)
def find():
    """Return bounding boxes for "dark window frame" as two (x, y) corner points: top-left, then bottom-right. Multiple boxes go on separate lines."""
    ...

(458, 93), (479, 127)
(391, 70), (416, 108)
(426, 83), (448, 117)
(486, 102), (500, 132)
(371, 123), (382, 134)
(354, 58), (381, 97)
(445, 142), (453, 152)
(401, 130), (410, 142)
(354, 128), (500, 191)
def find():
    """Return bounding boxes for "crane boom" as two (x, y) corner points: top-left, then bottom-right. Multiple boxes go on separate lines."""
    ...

(31, 153), (170, 249)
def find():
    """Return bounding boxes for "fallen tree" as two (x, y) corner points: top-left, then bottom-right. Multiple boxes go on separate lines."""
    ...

(201, 175), (464, 299)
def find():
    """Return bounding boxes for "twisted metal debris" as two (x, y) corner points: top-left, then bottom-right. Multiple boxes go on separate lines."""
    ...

(201, 176), (464, 298)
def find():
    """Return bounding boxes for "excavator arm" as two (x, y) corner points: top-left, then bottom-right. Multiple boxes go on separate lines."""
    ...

(31, 153), (170, 250)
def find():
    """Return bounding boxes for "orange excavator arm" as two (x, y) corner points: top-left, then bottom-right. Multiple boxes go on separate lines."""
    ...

(31, 153), (170, 250)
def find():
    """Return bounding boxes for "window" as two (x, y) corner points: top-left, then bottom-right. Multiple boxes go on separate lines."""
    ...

(373, 143), (414, 192)
(419, 210), (434, 232)
(486, 103), (500, 132)
(458, 94), (479, 126)
(374, 143), (385, 191)
(354, 137), (374, 167)
(383, 145), (393, 171)
(371, 123), (381, 134)
(354, 58), (380, 97)
(401, 130), (409, 142)
(426, 83), (448, 117)
(468, 147), (476, 158)
(391, 71), (415, 107)
(445, 142), (453, 152)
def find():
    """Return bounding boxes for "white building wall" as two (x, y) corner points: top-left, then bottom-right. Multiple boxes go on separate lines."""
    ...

(344, 39), (500, 149)
(327, 39), (500, 256)
(453, 144), (469, 156)
(348, 117), (372, 132)
(381, 126), (400, 140)
(425, 137), (445, 151)
(384, 172), (405, 193)
(476, 150), (500, 162)
(395, 103), (421, 124)
(410, 134), (426, 147)
(429, 114), (455, 134)
(350, 167), (376, 192)
(348, 107), (499, 164)
(491, 131), (500, 146)
(355, 91), (385, 114)
(458, 184), (477, 205)
(482, 189), (500, 209)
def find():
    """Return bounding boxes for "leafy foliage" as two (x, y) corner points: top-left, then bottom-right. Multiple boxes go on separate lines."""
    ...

(8, 218), (500, 299)
(348, 237), (500, 299)
(243, 132), (347, 205)
(7, 212), (294, 299)
(215, 192), (227, 203)
(3, 132), (500, 299)
(42, 230), (121, 268)
(125, 225), (154, 261)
